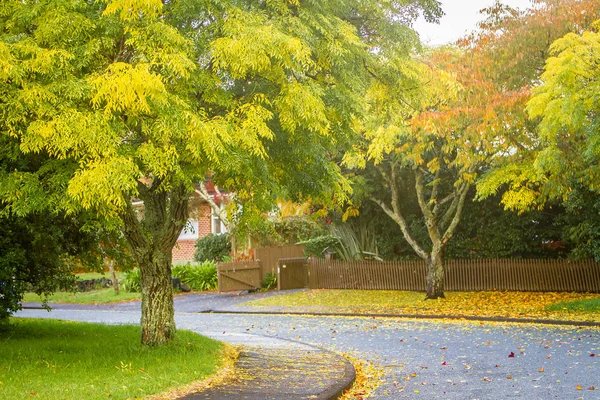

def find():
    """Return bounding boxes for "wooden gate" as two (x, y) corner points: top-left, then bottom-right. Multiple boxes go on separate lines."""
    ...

(278, 258), (309, 290)
(217, 261), (261, 292)
(255, 245), (305, 278)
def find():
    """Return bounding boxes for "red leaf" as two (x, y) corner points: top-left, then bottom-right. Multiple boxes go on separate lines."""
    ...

(590, 354), (595, 357)
(508, 352), (515, 358)
(442, 361), (447, 366)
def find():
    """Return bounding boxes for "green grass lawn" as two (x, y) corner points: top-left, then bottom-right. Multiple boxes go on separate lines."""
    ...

(546, 297), (600, 313)
(22, 288), (141, 304)
(22, 271), (141, 304)
(246, 289), (600, 322)
(74, 271), (124, 280)
(0, 319), (227, 400)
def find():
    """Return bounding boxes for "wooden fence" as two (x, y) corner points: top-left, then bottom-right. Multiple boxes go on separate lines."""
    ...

(308, 258), (600, 293)
(217, 261), (262, 292)
(254, 245), (305, 278)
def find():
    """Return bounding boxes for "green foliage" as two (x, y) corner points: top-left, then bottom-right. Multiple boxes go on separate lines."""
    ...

(273, 216), (326, 245)
(300, 236), (340, 258)
(0, 134), (107, 322)
(299, 224), (381, 260)
(0, 0), (442, 341)
(261, 272), (277, 291)
(473, 4), (600, 213)
(172, 261), (217, 291)
(526, 22), (600, 196)
(329, 224), (381, 260)
(121, 262), (218, 293)
(0, 209), (102, 321)
(120, 268), (141, 293)
(194, 234), (230, 263)
(0, 319), (223, 400)
(445, 191), (567, 259)
(555, 185), (600, 261)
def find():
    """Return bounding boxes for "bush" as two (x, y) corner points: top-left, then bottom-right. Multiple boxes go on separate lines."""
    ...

(299, 235), (340, 258)
(272, 216), (326, 244)
(121, 262), (218, 293)
(121, 268), (141, 292)
(173, 261), (218, 291)
(194, 234), (230, 262)
(261, 272), (277, 291)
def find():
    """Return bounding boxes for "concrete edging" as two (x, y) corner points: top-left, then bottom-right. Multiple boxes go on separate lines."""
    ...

(317, 352), (356, 400)
(203, 309), (600, 327)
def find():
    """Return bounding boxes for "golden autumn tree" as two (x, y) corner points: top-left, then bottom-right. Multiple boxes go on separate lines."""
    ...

(0, 0), (441, 344)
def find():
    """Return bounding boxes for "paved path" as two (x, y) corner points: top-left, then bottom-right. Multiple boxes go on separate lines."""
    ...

(181, 332), (354, 400)
(17, 293), (600, 400)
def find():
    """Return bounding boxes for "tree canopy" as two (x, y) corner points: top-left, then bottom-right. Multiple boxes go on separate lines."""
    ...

(0, 0), (442, 343)
(473, 0), (600, 211)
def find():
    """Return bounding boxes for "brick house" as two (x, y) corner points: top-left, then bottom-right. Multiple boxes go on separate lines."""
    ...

(172, 183), (228, 263)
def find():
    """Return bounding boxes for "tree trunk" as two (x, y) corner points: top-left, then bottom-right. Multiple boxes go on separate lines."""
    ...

(425, 246), (445, 299)
(120, 183), (190, 346)
(139, 247), (175, 346)
(107, 259), (119, 295)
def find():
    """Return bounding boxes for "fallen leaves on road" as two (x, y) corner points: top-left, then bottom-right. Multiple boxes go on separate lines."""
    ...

(339, 354), (384, 399)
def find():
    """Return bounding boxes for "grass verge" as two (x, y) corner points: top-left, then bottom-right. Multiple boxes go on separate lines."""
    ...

(245, 289), (600, 322)
(74, 271), (123, 280)
(546, 297), (600, 313)
(22, 288), (141, 304)
(0, 318), (229, 400)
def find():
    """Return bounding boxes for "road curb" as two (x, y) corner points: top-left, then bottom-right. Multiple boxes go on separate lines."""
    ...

(317, 349), (356, 400)
(202, 309), (600, 327)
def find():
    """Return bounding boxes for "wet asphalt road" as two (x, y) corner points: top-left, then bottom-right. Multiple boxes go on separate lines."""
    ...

(16, 293), (600, 399)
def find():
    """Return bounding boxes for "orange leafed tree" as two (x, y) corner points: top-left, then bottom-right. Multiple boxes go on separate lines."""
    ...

(473, 0), (600, 210)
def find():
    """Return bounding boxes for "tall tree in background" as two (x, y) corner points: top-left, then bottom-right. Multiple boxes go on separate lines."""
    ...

(0, 0), (441, 344)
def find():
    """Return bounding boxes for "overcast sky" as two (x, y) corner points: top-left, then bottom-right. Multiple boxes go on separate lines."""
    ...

(413, 0), (533, 45)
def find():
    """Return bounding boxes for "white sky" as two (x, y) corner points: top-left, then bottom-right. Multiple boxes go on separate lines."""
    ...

(413, 0), (533, 46)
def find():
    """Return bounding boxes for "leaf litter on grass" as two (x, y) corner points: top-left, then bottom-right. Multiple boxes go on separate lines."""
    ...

(246, 290), (600, 322)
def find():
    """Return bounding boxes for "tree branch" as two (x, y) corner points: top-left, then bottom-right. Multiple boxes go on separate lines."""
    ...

(120, 202), (147, 254)
(441, 183), (470, 244)
(194, 181), (230, 230)
(160, 184), (189, 252)
(373, 163), (429, 260)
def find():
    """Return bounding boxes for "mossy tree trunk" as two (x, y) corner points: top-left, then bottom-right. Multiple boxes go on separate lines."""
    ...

(121, 182), (189, 346)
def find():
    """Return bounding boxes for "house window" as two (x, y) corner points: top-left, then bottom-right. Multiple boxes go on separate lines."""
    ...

(211, 207), (227, 234)
(178, 219), (199, 240)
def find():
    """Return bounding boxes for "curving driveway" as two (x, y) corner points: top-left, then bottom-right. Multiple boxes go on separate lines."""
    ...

(17, 292), (600, 399)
